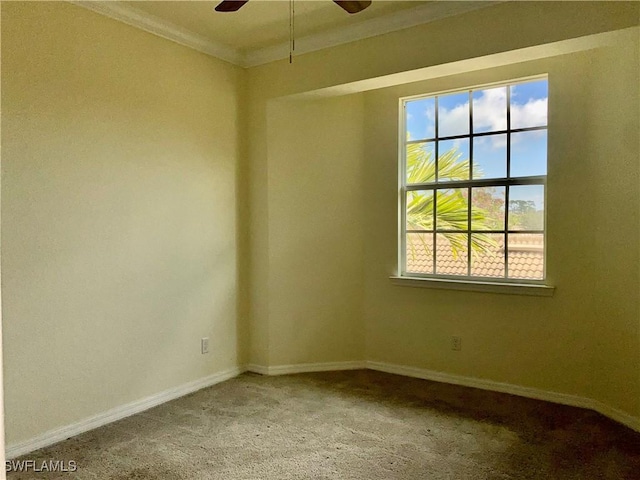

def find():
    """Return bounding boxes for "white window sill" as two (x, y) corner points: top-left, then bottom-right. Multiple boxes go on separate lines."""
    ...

(389, 276), (555, 297)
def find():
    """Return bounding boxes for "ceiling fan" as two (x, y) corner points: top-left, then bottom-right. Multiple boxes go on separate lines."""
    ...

(215, 1), (372, 14)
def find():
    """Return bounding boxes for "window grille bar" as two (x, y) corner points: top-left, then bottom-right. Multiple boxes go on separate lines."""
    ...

(406, 176), (546, 190)
(467, 91), (473, 276)
(433, 96), (439, 273)
(401, 77), (547, 283)
(505, 86), (512, 278)
(405, 125), (546, 145)
(406, 229), (545, 235)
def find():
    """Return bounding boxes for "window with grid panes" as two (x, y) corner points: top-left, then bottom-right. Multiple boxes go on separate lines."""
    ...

(400, 77), (548, 282)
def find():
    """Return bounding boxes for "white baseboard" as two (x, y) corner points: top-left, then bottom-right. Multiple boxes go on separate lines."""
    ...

(591, 399), (640, 433)
(7, 360), (638, 459)
(365, 360), (640, 433)
(365, 361), (593, 409)
(245, 363), (270, 375)
(247, 359), (639, 432)
(249, 358), (586, 410)
(5, 366), (243, 460)
(245, 361), (366, 376)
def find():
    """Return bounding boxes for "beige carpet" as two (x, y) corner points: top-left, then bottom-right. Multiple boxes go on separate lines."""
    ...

(7, 370), (640, 479)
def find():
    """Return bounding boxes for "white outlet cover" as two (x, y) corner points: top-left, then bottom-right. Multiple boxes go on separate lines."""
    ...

(201, 337), (210, 354)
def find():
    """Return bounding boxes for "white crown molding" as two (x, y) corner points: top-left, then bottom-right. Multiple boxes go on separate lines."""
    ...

(70, 1), (243, 66)
(5, 366), (243, 460)
(243, 1), (501, 67)
(70, 1), (501, 69)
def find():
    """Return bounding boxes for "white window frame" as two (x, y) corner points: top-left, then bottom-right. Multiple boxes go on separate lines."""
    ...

(393, 75), (554, 295)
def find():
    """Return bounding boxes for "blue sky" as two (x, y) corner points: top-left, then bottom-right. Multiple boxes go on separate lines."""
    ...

(405, 79), (547, 208)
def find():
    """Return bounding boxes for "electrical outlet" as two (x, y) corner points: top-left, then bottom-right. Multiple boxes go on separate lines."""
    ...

(201, 337), (210, 355)
(451, 336), (462, 351)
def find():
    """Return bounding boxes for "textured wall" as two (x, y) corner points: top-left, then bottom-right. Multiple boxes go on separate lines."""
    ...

(1, 0), (639, 450)
(246, 2), (640, 421)
(362, 43), (639, 419)
(1, 2), (243, 444)
(265, 97), (365, 365)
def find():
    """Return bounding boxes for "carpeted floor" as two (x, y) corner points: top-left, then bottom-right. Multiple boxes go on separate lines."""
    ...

(7, 370), (640, 479)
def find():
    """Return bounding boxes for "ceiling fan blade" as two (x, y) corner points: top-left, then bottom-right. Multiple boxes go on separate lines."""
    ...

(333, 1), (372, 14)
(215, 0), (249, 13)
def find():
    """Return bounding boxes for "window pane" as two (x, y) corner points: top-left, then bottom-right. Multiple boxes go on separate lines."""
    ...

(471, 234), (505, 278)
(472, 134), (507, 180)
(436, 233), (468, 276)
(400, 79), (548, 283)
(436, 189), (468, 232)
(406, 190), (433, 231)
(405, 97), (435, 141)
(438, 138), (470, 181)
(510, 80), (548, 129)
(472, 187), (505, 230)
(438, 92), (469, 137)
(473, 86), (507, 133)
(406, 233), (434, 274)
(510, 130), (547, 177)
(406, 141), (435, 184)
(507, 233), (544, 280)
(508, 185), (544, 231)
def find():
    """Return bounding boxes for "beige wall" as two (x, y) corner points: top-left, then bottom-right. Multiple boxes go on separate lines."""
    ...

(362, 45), (639, 417)
(587, 36), (640, 417)
(2, 0), (639, 450)
(0, 3), (6, 472)
(246, 1), (640, 421)
(1, 2), (243, 444)
(265, 96), (365, 365)
(246, 1), (639, 100)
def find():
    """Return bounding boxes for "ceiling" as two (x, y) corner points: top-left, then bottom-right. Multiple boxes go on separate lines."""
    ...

(125, 1), (422, 52)
(75, 1), (498, 67)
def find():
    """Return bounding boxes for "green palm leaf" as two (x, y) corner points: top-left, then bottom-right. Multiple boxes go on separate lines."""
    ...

(406, 140), (497, 259)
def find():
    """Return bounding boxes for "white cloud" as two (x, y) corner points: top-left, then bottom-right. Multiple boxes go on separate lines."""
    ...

(511, 98), (547, 129)
(437, 88), (547, 144)
(425, 108), (435, 134)
(472, 87), (507, 133)
(452, 138), (464, 149)
(474, 134), (507, 150)
(438, 103), (468, 137)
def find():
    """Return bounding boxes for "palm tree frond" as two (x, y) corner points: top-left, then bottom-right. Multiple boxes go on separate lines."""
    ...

(405, 141), (497, 258)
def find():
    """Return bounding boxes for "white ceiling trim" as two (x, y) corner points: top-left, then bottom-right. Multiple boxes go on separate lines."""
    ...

(244, 1), (500, 67)
(71, 1), (500, 69)
(71, 1), (243, 65)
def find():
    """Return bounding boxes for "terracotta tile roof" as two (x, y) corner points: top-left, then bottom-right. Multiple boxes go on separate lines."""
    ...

(407, 233), (543, 280)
